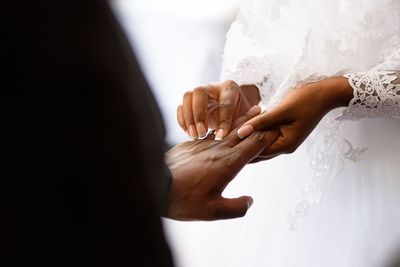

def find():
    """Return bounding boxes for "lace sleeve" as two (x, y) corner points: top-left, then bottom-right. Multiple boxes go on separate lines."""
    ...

(340, 70), (400, 120)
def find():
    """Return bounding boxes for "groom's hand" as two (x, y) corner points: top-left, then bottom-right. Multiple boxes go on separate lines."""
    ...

(165, 109), (278, 221)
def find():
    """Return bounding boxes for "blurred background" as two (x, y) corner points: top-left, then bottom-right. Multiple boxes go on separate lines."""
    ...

(111, 1), (242, 266)
(112, 0), (241, 145)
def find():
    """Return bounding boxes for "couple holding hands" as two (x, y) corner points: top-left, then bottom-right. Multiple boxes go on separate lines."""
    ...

(5, 0), (400, 266)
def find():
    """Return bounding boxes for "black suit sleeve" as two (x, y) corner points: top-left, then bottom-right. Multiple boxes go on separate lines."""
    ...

(2, 0), (174, 266)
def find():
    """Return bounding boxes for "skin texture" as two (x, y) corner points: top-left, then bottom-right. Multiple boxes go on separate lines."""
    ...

(177, 77), (353, 163)
(166, 107), (279, 220)
(237, 77), (354, 161)
(177, 80), (261, 141)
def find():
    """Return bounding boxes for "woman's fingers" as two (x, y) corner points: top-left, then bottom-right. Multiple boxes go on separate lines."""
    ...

(215, 81), (240, 141)
(192, 87), (208, 138)
(223, 105), (262, 148)
(183, 91), (198, 140)
(177, 105), (187, 130)
(179, 80), (245, 140)
(237, 108), (282, 139)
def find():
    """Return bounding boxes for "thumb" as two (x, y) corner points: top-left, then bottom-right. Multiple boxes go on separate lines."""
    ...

(212, 196), (253, 220)
(237, 109), (281, 139)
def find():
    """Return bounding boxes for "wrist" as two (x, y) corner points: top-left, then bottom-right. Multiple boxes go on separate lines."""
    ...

(319, 76), (354, 111)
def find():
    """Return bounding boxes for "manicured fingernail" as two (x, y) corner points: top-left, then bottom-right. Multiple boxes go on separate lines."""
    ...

(188, 125), (198, 140)
(196, 121), (207, 139)
(237, 125), (254, 139)
(247, 198), (254, 209)
(215, 129), (224, 141)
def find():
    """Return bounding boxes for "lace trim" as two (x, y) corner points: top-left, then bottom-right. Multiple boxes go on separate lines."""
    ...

(340, 71), (400, 120)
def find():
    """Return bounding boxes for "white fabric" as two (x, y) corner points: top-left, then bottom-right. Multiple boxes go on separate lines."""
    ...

(166, 1), (400, 267)
(340, 71), (400, 120)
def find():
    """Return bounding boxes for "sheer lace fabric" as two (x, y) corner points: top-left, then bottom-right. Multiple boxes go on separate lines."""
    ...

(220, 0), (400, 225)
(341, 71), (400, 120)
(209, 1), (400, 267)
(221, 0), (400, 110)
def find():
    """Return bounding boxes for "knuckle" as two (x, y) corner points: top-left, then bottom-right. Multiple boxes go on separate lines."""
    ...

(193, 87), (205, 95)
(251, 131), (265, 142)
(219, 102), (235, 115)
(219, 119), (232, 128)
(225, 80), (238, 88)
(219, 99), (234, 107)
(224, 151), (241, 168)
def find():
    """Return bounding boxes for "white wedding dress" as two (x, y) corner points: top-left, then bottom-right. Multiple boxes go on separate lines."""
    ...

(165, 1), (400, 267)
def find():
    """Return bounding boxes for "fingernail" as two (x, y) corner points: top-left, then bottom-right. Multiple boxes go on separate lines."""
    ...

(188, 125), (198, 140)
(237, 125), (254, 139)
(196, 121), (207, 139)
(215, 129), (224, 141)
(247, 198), (254, 209)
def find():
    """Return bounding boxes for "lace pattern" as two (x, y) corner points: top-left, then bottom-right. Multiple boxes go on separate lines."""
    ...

(340, 71), (400, 120)
(220, 0), (400, 231)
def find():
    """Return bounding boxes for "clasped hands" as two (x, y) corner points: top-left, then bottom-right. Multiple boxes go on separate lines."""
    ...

(166, 78), (352, 221)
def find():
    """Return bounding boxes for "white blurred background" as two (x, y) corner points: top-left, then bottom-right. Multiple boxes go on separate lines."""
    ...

(112, 0), (241, 145)
(111, 1), (242, 266)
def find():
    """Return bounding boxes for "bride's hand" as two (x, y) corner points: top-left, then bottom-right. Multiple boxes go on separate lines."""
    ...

(177, 80), (261, 140)
(237, 77), (353, 161)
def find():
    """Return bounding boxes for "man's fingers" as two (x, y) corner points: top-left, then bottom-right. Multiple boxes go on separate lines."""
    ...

(183, 91), (198, 140)
(211, 196), (253, 220)
(232, 105), (262, 129)
(232, 130), (280, 166)
(249, 155), (276, 164)
(217, 130), (280, 188)
(222, 105), (263, 148)
(215, 81), (240, 141)
(192, 87), (208, 138)
(257, 135), (298, 158)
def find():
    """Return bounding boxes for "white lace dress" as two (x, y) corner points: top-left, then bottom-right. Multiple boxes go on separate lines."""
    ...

(166, 1), (400, 267)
